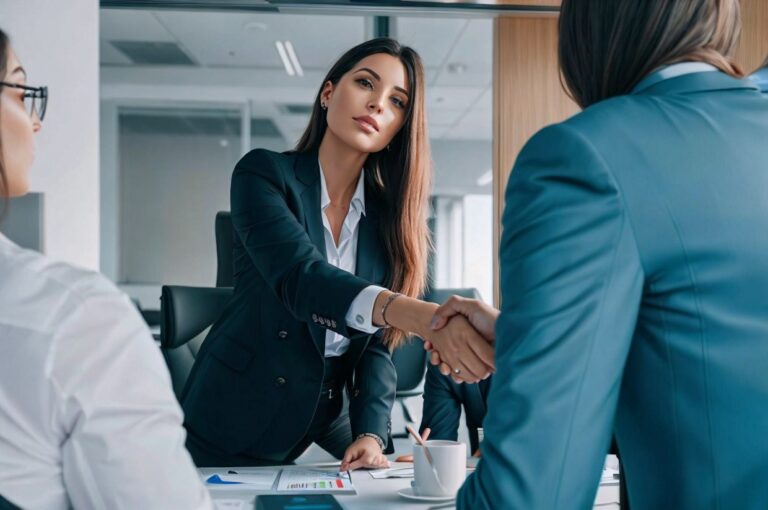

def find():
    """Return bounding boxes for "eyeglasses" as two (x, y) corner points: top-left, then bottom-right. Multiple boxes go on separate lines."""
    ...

(0, 82), (48, 121)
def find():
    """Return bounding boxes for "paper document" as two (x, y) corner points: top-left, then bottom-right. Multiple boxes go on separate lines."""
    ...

(369, 467), (414, 479)
(205, 469), (280, 491)
(600, 467), (620, 486)
(276, 469), (356, 494)
(214, 500), (246, 510)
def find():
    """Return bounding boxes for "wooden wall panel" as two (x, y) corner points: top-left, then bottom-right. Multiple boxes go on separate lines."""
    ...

(492, 16), (578, 304)
(735, 0), (768, 74)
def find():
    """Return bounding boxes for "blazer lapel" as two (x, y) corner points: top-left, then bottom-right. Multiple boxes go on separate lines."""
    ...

(294, 150), (328, 355)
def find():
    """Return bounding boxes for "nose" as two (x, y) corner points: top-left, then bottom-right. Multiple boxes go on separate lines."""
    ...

(32, 112), (42, 133)
(367, 94), (385, 114)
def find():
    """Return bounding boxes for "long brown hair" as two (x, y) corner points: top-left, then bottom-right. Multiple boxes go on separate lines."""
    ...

(0, 29), (9, 209)
(295, 38), (431, 348)
(559, 0), (743, 108)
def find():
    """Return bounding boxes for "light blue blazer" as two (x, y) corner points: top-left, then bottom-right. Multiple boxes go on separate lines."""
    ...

(458, 70), (768, 509)
(750, 66), (768, 93)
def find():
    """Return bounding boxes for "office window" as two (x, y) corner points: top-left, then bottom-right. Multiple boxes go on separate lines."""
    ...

(396, 16), (494, 302)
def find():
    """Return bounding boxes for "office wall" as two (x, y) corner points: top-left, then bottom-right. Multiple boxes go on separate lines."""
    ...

(118, 132), (284, 291)
(1, 0), (100, 269)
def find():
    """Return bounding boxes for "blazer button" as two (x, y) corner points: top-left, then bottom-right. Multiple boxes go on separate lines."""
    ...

(353, 389), (360, 397)
(278, 330), (288, 339)
(275, 377), (287, 387)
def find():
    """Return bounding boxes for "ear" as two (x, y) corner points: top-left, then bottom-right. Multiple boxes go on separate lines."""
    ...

(320, 80), (334, 105)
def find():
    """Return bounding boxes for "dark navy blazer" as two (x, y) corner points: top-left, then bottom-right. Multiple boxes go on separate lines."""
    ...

(181, 149), (396, 461)
(419, 363), (490, 454)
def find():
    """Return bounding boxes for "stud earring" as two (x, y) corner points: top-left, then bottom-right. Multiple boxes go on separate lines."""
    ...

(321, 103), (327, 110)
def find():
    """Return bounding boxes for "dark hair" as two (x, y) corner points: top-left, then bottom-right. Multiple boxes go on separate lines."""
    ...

(295, 38), (431, 348)
(0, 28), (9, 202)
(559, 0), (743, 108)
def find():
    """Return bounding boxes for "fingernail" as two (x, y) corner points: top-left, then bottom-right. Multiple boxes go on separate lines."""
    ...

(430, 316), (439, 329)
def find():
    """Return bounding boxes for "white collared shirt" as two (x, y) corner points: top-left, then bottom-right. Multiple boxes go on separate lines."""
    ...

(318, 161), (385, 357)
(0, 233), (212, 510)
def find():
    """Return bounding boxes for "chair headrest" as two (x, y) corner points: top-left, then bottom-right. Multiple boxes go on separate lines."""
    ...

(160, 285), (232, 349)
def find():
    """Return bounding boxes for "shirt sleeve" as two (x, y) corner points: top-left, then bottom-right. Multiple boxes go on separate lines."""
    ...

(50, 290), (213, 510)
(345, 284), (387, 334)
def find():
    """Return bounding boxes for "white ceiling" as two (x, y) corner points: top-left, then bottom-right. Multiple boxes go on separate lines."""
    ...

(99, 9), (493, 144)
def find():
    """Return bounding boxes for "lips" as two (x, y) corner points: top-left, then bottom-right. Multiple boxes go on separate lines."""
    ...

(353, 116), (379, 133)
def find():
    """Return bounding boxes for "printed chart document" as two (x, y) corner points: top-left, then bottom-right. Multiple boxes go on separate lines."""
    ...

(205, 469), (280, 490)
(276, 469), (356, 495)
(204, 468), (356, 495)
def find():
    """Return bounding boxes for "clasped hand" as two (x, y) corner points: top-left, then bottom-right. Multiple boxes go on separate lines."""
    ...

(422, 296), (500, 383)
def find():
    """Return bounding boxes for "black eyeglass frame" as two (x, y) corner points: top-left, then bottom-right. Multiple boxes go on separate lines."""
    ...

(0, 82), (48, 121)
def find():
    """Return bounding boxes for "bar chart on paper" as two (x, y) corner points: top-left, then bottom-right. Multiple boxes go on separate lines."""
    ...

(277, 469), (356, 495)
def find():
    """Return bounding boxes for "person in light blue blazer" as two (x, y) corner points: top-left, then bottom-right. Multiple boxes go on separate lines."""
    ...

(426, 0), (768, 508)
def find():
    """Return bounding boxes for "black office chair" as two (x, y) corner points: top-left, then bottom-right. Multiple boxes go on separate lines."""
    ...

(215, 211), (234, 288)
(391, 287), (483, 437)
(160, 285), (232, 399)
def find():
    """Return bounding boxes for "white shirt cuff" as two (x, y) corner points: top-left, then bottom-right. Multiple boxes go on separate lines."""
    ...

(346, 285), (387, 334)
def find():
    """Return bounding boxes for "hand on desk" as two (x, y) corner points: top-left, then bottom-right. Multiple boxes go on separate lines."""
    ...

(340, 436), (390, 471)
(425, 297), (500, 383)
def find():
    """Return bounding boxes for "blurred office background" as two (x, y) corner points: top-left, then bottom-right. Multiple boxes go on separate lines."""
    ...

(98, 9), (494, 310)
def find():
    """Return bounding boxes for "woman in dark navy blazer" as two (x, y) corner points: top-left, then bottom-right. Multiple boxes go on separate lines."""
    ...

(181, 38), (494, 470)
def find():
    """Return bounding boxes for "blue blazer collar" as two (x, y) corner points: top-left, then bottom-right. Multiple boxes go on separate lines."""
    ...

(631, 70), (759, 96)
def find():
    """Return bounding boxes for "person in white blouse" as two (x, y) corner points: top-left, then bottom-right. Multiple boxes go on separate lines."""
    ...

(181, 38), (495, 472)
(0, 29), (212, 510)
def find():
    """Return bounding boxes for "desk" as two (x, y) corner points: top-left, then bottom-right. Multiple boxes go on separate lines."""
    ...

(200, 462), (620, 509)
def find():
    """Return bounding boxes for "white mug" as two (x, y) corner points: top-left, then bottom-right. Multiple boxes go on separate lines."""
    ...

(412, 440), (467, 497)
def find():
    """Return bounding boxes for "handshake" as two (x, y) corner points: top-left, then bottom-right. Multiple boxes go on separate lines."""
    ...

(421, 296), (500, 384)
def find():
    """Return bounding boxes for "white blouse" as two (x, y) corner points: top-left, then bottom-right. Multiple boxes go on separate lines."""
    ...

(0, 233), (211, 510)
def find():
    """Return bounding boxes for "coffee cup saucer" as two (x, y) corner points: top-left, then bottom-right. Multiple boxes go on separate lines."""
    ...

(397, 487), (455, 502)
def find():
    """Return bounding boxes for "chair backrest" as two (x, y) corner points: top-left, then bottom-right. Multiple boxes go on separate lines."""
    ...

(215, 211), (234, 287)
(392, 287), (483, 393)
(160, 285), (232, 398)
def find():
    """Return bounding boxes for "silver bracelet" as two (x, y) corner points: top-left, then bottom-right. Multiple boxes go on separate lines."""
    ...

(381, 292), (402, 328)
(356, 432), (385, 452)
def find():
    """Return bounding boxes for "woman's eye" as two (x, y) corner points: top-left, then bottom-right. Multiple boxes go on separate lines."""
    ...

(357, 78), (373, 89)
(391, 97), (406, 109)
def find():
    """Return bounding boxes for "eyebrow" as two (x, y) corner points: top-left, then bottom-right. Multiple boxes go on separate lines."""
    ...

(354, 66), (410, 97)
(10, 66), (26, 79)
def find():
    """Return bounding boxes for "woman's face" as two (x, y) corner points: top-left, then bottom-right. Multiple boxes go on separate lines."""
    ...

(1, 47), (41, 198)
(322, 52), (410, 154)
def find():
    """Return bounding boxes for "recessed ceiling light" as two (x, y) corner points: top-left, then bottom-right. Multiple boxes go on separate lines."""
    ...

(448, 62), (467, 74)
(275, 41), (295, 77)
(284, 41), (304, 77)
